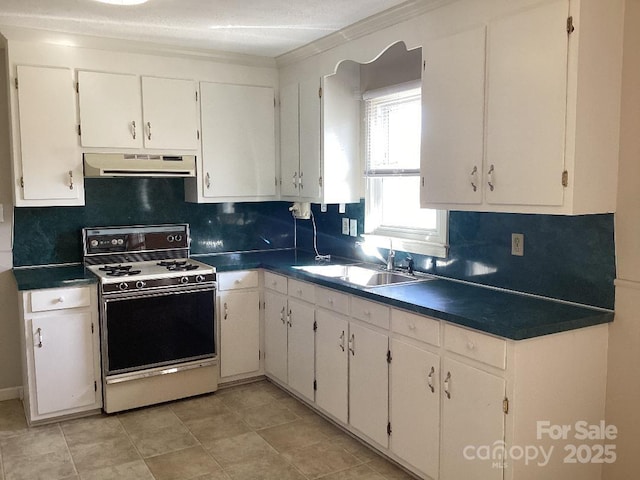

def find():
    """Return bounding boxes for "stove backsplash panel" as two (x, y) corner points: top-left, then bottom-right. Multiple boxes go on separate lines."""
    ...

(13, 178), (295, 267)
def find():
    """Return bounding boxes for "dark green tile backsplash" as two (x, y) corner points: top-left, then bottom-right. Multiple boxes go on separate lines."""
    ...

(13, 182), (615, 309)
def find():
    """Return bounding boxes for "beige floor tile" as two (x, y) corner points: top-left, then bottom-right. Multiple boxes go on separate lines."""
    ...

(365, 457), (416, 479)
(317, 463), (386, 480)
(119, 405), (199, 457)
(250, 381), (292, 400)
(0, 401), (27, 440)
(170, 394), (230, 423)
(61, 415), (126, 446)
(78, 459), (154, 480)
(302, 414), (344, 438)
(275, 396), (317, 419)
(223, 451), (306, 480)
(257, 419), (330, 453)
(67, 436), (141, 476)
(205, 431), (278, 467)
(2, 449), (76, 480)
(184, 412), (251, 444)
(329, 432), (382, 463)
(282, 439), (362, 479)
(0, 424), (67, 459)
(1, 451), (4, 480)
(236, 401), (299, 430)
(145, 445), (222, 480)
(217, 383), (279, 411)
(192, 473), (232, 480)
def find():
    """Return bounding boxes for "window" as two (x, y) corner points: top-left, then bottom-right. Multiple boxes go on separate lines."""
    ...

(364, 81), (448, 258)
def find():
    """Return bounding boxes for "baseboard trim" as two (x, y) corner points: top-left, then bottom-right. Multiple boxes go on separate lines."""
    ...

(0, 386), (23, 402)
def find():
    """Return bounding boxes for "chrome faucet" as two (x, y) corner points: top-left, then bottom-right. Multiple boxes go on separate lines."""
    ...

(386, 242), (395, 271)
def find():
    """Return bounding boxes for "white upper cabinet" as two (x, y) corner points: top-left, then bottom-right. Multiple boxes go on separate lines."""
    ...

(78, 71), (142, 148)
(280, 62), (360, 204)
(141, 76), (198, 150)
(78, 71), (198, 150)
(13, 65), (84, 206)
(197, 82), (276, 199)
(420, 0), (623, 214)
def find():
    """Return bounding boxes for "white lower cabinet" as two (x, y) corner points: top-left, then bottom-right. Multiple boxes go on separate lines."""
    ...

(286, 297), (315, 401)
(263, 289), (288, 384)
(218, 270), (260, 380)
(315, 309), (348, 423)
(19, 285), (101, 425)
(390, 339), (440, 479)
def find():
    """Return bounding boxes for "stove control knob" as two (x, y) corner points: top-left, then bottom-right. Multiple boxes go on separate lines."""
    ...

(175, 234), (183, 242)
(135, 281), (146, 289)
(90, 239), (99, 248)
(111, 239), (118, 245)
(195, 275), (205, 283)
(180, 276), (190, 285)
(117, 239), (124, 245)
(167, 235), (175, 242)
(118, 282), (129, 291)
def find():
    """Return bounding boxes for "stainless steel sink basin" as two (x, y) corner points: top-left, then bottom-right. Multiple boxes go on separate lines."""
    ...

(293, 264), (425, 288)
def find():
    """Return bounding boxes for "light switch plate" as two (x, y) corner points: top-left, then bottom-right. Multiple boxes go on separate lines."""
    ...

(339, 203), (346, 214)
(342, 218), (350, 235)
(349, 219), (358, 237)
(511, 233), (524, 256)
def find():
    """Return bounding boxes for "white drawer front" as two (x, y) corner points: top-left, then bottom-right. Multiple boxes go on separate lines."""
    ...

(218, 270), (259, 291)
(444, 323), (506, 370)
(264, 271), (287, 294)
(392, 309), (439, 346)
(351, 297), (389, 329)
(316, 287), (349, 315)
(30, 286), (91, 313)
(288, 279), (315, 303)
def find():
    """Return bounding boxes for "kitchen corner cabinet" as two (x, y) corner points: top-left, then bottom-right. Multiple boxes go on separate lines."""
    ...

(195, 82), (276, 201)
(421, 0), (623, 214)
(77, 71), (198, 150)
(11, 65), (84, 207)
(279, 61), (360, 204)
(218, 270), (261, 380)
(18, 285), (101, 425)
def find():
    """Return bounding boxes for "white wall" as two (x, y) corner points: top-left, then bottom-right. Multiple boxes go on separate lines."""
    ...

(0, 48), (21, 397)
(604, 0), (640, 478)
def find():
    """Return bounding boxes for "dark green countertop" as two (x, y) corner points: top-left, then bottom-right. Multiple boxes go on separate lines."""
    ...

(13, 264), (98, 291)
(195, 249), (613, 340)
(13, 250), (613, 340)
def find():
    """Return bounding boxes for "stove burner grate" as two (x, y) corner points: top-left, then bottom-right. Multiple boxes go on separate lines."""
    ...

(99, 265), (142, 276)
(157, 260), (200, 272)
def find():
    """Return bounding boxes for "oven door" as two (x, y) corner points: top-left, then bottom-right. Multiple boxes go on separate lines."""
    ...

(101, 285), (215, 376)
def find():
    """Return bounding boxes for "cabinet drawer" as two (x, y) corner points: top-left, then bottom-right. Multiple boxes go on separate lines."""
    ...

(316, 287), (349, 315)
(264, 271), (287, 294)
(30, 286), (91, 313)
(444, 324), (506, 370)
(392, 309), (439, 346)
(288, 279), (315, 303)
(351, 297), (389, 329)
(218, 270), (259, 291)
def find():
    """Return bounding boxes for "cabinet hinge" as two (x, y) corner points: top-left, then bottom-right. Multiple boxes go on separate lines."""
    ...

(77, 124), (82, 136)
(91, 322), (94, 334)
(386, 350), (392, 364)
(423, 60), (426, 71)
(197, 130), (200, 140)
(94, 381), (97, 392)
(274, 96), (276, 108)
(562, 170), (569, 187)
(313, 379), (317, 391)
(421, 177), (425, 188)
(275, 177), (278, 186)
(318, 176), (323, 187)
(318, 87), (322, 98)
(259, 349), (261, 360)
(76, 82), (79, 94)
(14, 77), (18, 90)
(567, 16), (575, 35)
(503, 397), (510, 414)
(195, 90), (198, 102)
(387, 422), (392, 436)
(313, 320), (317, 331)
(20, 176), (24, 189)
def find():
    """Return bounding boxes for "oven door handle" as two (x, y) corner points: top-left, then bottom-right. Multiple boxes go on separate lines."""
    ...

(105, 358), (217, 385)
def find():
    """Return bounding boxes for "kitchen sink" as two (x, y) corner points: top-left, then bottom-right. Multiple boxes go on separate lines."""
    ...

(293, 264), (427, 288)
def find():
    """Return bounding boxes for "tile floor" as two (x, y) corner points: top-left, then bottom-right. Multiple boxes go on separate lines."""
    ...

(0, 380), (416, 480)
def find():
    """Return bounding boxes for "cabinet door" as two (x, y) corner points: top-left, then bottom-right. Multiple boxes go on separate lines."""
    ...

(141, 77), (198, 150)
(16, 65), (82, 203)
(440, 357), (505, 480)
(280, 83), (301, 198)
(485, 0), (568, 206)
(315, 309), (348, 423)
(219, 289), (260, 378)
(390, 339), (440, 478)
(287, 298), (315, 401)
(298, 78), (322, 200)
(77, 71), (142, 148)
(200, 82), (276, 198)
(264, 290), (288, 384)
(348, 322), (389, 447)
(31, 312), (98, 415)
(420, 26), (486, 206)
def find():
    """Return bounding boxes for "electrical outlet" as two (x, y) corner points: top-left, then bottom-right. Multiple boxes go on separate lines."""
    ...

(320, 204), (327, 212)
(349, 219), (358, 237)
(342, 218), (350, 235)
(339, 203), (346, 214)
(511, 233), (524, 256)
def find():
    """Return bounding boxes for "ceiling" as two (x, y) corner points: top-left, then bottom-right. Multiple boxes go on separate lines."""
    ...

(0, 0), (410, 58)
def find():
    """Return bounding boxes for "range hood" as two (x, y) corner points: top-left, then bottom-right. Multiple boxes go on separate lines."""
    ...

(84, 153), (196, 178)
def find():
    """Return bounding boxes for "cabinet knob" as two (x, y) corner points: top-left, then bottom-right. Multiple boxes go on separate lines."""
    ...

(68, 171), (74, 190)
(205, 172), (211, 189)
(408, 322), (416, 331)
(470, 166), (478, 192)
(131, 120), (137, 140)
(444, 371), (451, 399)
(146, 121), (152, 141)
(56, 296), (65, 303)
(466, 341), (475, 351)
(35, 327), (43, 348)
(487, 164), (495, 192)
